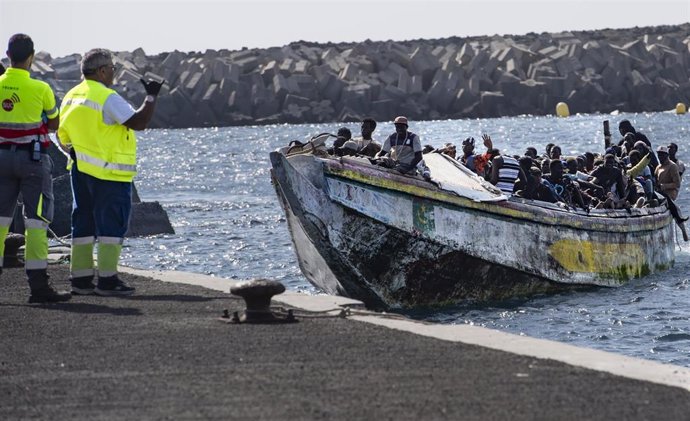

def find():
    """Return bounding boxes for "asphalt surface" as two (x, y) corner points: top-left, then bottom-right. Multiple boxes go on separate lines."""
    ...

(1, 265), (689, 420)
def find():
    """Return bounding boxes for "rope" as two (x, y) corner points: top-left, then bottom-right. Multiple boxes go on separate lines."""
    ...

(48, 227), (71, 247)
(270, 305), (414, 321)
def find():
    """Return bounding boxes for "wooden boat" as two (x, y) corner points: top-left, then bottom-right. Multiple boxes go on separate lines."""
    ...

(269, 138), (676, 309)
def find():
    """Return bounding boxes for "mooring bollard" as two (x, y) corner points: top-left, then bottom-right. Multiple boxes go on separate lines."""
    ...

(226, 279), (295, 324)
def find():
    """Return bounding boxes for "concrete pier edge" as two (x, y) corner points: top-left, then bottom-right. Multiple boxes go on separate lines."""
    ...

(120, 266), (690, 392)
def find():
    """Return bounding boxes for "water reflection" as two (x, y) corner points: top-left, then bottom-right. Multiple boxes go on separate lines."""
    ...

(121, 112), (690, 367)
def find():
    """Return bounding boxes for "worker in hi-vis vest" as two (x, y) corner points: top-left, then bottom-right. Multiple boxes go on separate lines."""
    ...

(58, 48), (163, 296)
(0, 34), (71, 303)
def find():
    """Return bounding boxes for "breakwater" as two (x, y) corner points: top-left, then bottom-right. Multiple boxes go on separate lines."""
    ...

(13, 23), (690, 127)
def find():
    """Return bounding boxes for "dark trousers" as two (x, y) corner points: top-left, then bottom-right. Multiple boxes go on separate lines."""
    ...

(70, 166), (132, 238)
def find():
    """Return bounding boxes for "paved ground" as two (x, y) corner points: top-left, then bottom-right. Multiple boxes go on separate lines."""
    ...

(1, 265), (689, 420)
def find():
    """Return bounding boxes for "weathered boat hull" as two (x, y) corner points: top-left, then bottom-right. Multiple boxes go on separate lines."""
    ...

(270, 152), (675, 309)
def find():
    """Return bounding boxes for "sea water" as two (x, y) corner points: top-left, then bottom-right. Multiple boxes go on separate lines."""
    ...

(120, 112), (690, 367)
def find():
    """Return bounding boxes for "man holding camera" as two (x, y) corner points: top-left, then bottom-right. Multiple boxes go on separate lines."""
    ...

(58, 48), (164, 297)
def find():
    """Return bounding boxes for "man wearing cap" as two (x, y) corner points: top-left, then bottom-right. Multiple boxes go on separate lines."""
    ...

(58, 48), (164, 296)
(0, 34), (71, 303)
(461, 134), (495, 177)
(655, 146), (681, 200)
(376, 116), (422, 174)
(460, 137), (477, 171)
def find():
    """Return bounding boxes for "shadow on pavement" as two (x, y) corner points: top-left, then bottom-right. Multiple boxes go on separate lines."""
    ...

(0, 302), (143, 316)
(123, 294), (230, 302)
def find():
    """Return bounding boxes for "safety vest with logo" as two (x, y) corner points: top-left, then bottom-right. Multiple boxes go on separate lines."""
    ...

(58, 80), (137, 182)
(0, 68), (58, 145)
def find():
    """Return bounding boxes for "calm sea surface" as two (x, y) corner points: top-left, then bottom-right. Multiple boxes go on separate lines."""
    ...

(120, 112), (690, 367)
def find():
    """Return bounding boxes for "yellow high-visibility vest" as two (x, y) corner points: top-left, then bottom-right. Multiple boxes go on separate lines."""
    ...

(0, 67), (58, 145)
(58, 80), (137, 182)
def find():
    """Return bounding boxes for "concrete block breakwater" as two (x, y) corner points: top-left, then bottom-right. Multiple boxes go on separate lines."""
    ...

(18, 24), (690, 127)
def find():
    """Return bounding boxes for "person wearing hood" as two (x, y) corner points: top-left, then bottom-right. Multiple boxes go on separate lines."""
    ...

(618, 119), (658, 170)
(632, 140), (659, 181)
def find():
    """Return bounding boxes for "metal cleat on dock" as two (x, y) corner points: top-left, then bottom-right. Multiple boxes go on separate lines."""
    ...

(220, 279), (296, 324)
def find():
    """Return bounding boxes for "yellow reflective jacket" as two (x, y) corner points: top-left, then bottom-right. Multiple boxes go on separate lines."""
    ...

(58, 80), (137, 182)
(0, 67), (58, 145)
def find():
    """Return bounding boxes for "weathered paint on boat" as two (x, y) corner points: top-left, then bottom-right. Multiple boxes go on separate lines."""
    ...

(270, 151), (676, 309)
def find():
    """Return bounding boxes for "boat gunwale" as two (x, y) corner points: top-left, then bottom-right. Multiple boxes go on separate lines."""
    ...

(316, 156), (672, 233)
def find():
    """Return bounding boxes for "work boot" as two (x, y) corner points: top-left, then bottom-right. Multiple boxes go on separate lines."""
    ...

(27, 270), (72, 304)
(71, 276), (96, 295)
(95, 275), (135, 297)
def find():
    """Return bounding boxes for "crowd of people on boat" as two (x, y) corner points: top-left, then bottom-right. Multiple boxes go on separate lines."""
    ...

(326, 116), (686, 219)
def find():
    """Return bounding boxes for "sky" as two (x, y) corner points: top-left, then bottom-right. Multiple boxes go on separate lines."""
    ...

(1, 0), (689, 58)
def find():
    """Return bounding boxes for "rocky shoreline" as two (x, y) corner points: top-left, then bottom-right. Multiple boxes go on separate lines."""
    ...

(6, 23), (690, 128)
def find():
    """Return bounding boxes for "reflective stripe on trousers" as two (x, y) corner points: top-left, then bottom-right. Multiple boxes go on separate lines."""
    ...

(70, 167), (131, 278)
(0, 126), (54, 273)
(0, 218), (9, 268)
(24, 218), (48, 270)
(71, 236), (95, 278)
(97, 236), (123, 278)
(70, 236), (123, 279)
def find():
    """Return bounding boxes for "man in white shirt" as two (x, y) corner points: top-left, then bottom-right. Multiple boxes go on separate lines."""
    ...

(58, 48), (163, 297)
(376, 116), (422, 174)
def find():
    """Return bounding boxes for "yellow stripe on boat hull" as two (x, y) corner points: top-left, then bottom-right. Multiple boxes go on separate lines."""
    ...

(548, 239), (665, 281)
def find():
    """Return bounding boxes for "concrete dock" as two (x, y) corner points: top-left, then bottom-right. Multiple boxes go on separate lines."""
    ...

(1, 265), (689, 420)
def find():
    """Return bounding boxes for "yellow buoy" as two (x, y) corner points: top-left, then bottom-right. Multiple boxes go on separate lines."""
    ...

(556, 102), (570, 117)
(676, 103), (687, 115)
